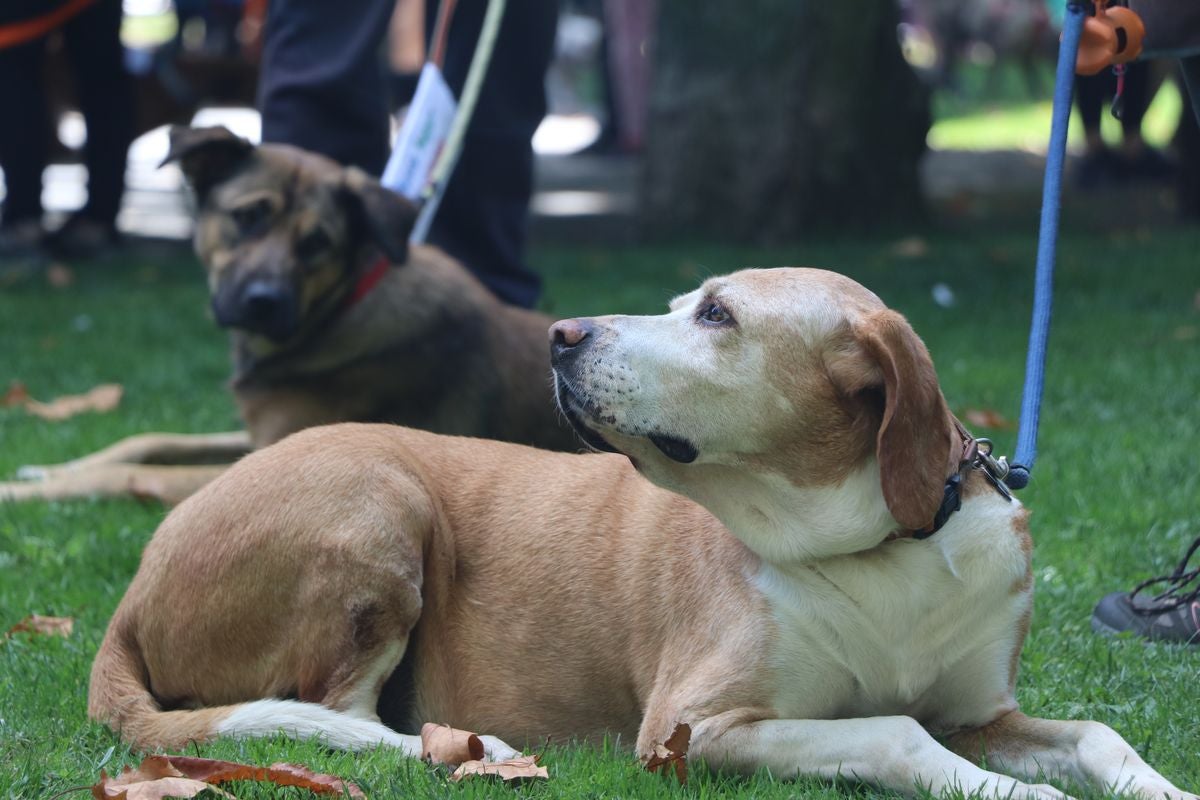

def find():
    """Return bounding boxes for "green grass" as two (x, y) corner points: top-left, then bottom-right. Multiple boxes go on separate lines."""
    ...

(928, 64), (1183, 151)
(2, 229), (1200, 798)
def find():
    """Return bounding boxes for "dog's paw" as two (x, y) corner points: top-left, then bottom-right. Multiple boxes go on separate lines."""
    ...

(15, 465), (50, 481)
(477, 735), (521, 762)
(0, 481), (40, 501)
(1023, 783), (1072, 800)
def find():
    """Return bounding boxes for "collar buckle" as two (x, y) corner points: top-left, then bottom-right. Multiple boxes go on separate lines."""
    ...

(974, 438), (1014, 501)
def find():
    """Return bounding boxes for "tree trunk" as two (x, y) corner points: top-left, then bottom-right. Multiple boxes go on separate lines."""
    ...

(641, 2), (930, 241)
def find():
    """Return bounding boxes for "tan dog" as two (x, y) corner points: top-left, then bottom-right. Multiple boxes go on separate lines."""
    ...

(88, 269), (1194, 799)
(2, 127), (576, 504)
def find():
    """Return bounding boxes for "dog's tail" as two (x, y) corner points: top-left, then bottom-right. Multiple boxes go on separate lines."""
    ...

(87, 619), (415, 752)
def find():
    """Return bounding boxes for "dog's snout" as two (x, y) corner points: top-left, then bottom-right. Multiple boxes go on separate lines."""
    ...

(242, 280), (289, 318)
(549, 319), (595, 365)
(550, 318), (593, 348)
(214, 278), (299, 340)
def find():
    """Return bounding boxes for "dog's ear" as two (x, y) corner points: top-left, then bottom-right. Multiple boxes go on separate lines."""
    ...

(339, 167), (420, 264)
(846, 309), (959, 531)
(161, 126), (254, 200)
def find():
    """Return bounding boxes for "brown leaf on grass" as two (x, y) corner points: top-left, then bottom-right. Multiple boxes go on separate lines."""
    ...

(7, 614), (74, 638)
(91, 756), (233, 799)
(1172, 325), (1198, 341)
(23, 383), (122, 421)
(421, 722), (484, 766)
(962, 407), (1014, 431)
(889, 236), (929, 259)
(2, 381), (29, 408)
(642, 722), (691, 784)
(449, 755), (548, 783)
(46, 262), (76, 289)
(92, 755), (364, 799)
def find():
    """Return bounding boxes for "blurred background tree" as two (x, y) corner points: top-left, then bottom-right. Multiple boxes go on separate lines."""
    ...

(641, 2), (930, 241)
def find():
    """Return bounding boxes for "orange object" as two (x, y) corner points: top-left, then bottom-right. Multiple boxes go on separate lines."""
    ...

(1076, 0), (1145, 75)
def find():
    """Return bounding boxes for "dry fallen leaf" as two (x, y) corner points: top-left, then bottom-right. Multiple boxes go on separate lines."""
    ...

(46, 262), (76, 289)
(962, 407), (1014, 431)
(92, 756), (233, 800)
(890, 236), (929, 259)
(23, 383), (122, 421)
(91, 754), (363, 799)
(1172, 325), (1198, 341)
(7, 614), (74, 638)
(449, 755), (548, 783)
(642, 722), (691, 784)
(2, 381), (29, 408)
(421, 722), (484, 766)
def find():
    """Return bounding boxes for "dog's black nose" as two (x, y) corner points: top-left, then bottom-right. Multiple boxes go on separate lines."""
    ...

(232, 279), (298, 340)
(242, 279), (288, 316)
(549, 319), (594, 364)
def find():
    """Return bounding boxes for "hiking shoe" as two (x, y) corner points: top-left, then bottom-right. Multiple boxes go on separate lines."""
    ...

(1092, 536), (1200, 644)
(43, 214), (120, 260)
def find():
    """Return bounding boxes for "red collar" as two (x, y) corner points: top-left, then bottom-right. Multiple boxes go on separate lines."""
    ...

(344, 254), (392, 310)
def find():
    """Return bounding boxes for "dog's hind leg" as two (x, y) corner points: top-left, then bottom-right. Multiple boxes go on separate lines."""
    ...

(215, 636), (425, 755)
(946, 711), (1197, 800)
(0, 464), (228, 504)
(16, 431), (251, 480)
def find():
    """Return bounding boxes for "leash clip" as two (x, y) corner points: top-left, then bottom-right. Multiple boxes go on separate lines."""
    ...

(974, 438), (1014, 501)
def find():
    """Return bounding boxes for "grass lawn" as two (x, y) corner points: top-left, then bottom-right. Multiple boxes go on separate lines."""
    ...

(2, 227), (1199, 798)
(928, 63), (1183, 152)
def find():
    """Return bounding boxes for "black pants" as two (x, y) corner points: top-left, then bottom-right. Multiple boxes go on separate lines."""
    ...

(257, 0), (557, 309)
(1076, 61), (1152, 136)
(0, 0), (133, 227)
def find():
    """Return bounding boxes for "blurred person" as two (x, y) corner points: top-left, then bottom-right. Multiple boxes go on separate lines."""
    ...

(1074, 61), (1174, 188)
(0, 0), (135, 259)
(256, 0), (557, 309)
(1089, 0), (1200, 644)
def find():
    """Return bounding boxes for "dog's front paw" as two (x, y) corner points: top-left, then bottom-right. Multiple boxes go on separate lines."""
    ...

(0, 480), (41, 501)
(1149, 789), (1198, 800)
(1024, 782), (1073, 800)
(477, 735), (520, 762)
(15, 465), (50, 481)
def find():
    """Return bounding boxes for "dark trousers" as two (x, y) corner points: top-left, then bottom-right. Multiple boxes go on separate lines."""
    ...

(1076, 61), (1152, 136)
(0, 0), (133, 226)
(257, 0), (557, 308)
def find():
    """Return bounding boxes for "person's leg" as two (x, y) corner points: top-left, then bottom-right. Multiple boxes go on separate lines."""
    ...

(0, 36), (50, 241)
(1074, 70), (1124, 187)
(425, 0), (558, 309)
(1115, 60), (1175, 180)
(58, 0), (135, 233)
(257, 0), (395, 175)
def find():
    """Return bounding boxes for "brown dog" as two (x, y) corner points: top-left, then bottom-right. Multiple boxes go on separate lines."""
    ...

(88, 268), (1195, 799)
(2, 127), (577, 504)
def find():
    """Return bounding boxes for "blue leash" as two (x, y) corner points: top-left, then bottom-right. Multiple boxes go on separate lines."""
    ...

(1003, 2), (1086, 491)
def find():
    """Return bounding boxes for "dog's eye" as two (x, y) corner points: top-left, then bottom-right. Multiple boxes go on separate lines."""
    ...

(697, 301), (733, 326)
(295, 228), (332, 260)
(231, 198), (273, 233)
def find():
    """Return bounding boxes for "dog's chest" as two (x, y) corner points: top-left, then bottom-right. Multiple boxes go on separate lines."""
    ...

(754, 497), (1031, 729)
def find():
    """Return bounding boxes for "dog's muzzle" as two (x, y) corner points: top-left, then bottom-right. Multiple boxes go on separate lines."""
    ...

(549, 318), (698, 464)
(213, 277), (300, 341)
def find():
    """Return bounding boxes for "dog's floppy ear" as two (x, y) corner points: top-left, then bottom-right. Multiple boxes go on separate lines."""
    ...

(339, 167), (420, 264)
(847, 309), (959, 531)
(161, 126), (254, 200)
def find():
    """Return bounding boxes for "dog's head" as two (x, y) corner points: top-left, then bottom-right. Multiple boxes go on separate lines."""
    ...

(550, 268), (960, 561)
(163, 126), (418, 343)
